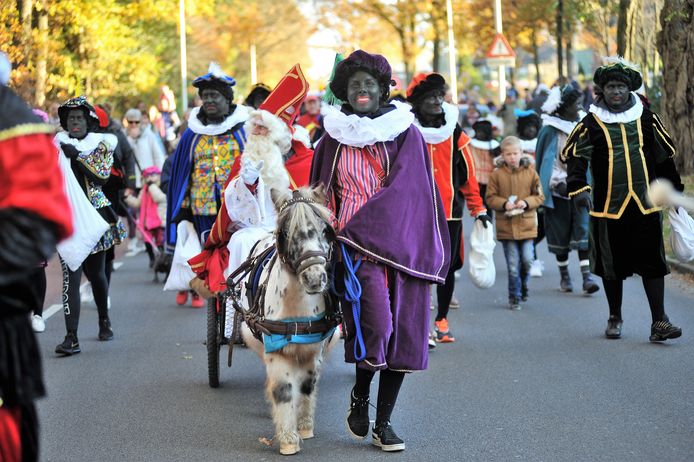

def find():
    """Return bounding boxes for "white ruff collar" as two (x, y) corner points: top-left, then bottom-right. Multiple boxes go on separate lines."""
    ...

(469, 138), (499, 150)
(323, 100), (414, 148)
(520, 138), (537, 152)
(54, 131), (117, 152)
(541, 114), (578, 135)
(187, 105), (250, 136)
(589, 93), (643, 124)
(413, 102), (458, 144)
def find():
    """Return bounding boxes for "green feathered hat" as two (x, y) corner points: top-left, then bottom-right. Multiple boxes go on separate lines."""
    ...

(593, 57), (643, 92)
(322, 53), (345, 106)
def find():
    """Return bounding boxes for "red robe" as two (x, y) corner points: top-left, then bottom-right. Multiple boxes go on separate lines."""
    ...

(188, 139), (313, 292)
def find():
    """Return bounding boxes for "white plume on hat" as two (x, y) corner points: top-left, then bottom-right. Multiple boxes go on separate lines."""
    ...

(208, 61), (226, 79)
(602, 55), (641, 71)
(541, 86), (562, 114)
(0, 52), (11, 86)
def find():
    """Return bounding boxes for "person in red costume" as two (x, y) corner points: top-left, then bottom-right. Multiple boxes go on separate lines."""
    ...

(189, 64), (313, 295)
(407, 73), (491, 344)
(0, 52), (73, 462)
(296, 93), (324, 145)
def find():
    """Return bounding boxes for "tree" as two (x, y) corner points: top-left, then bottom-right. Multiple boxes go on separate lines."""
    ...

(657, 0), (694, 175)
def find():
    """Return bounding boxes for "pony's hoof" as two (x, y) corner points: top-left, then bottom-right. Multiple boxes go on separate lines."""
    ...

(299, 428), (314, 439)
(280, 442), (300, 455)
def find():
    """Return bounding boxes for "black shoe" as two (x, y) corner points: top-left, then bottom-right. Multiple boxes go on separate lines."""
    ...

(605, 316), (622, 339)
(55, 333), (81, 356)
(346, 390), (370, 440)
(560, 274), (573, 292)
(98, 318), (114, 341)
(649, 317), (682, 342)
(372, 421), (405, 452)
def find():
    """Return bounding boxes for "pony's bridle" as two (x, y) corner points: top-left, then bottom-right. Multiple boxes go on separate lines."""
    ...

(276, 194), (334, 277)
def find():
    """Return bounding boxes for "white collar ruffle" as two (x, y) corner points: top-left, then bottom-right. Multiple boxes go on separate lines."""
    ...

(187, 104), (250, 136)
(413, 102), (459, 144)
(541, 114), (578, 135)
(469, 138), (499, 150)
(589, 92), (643, 124)
(323, 100), (414, 148)
(54, 131), (117, 152)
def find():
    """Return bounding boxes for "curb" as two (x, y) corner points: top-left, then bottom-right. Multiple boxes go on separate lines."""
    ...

(667, 257), (694, 276)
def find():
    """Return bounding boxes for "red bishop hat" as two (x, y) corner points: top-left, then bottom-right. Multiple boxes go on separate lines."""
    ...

(258, 63), (309, 129)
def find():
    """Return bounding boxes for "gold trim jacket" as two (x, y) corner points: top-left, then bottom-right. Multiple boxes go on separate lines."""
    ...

(561, 106), (683, 219)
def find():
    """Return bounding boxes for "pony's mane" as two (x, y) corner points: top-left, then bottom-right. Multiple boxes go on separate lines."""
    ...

(277, 187), (334, 242)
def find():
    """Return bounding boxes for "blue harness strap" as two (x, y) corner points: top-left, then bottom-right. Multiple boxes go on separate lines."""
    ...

(340, 243), (366, 361)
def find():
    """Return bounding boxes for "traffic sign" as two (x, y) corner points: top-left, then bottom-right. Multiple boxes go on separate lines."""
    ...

(486, 33), (516, 58)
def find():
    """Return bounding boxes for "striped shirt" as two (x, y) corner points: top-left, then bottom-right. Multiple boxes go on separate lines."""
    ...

(335, 143), (387, 231)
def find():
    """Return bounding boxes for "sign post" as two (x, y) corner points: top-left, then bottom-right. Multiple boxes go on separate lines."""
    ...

(487, 0), (515, 104)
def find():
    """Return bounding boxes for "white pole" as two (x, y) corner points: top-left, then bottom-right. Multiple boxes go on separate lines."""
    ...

(179, 0), (188, 110)
(250, 44), (257, 85)
(493, 0), (506, 105)
(445, 0), (458, 103)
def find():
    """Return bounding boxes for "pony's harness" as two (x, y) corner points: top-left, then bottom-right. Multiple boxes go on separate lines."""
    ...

(225, 195), (340, 343)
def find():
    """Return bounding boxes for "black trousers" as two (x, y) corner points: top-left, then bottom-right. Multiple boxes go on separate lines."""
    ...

(60, 251), (109, 334)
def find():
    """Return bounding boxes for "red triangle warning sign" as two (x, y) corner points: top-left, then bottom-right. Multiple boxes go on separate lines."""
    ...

(486, 33), (516, 58)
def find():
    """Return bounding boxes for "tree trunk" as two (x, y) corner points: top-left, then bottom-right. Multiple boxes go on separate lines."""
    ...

(556, 0), (564, 79)
(432, 27), (441, 73)
(532, 30), (541, 86)
(34, 1), (47, 107)
(617, 0), (632, 56)
(565, 19), (574, 80)
(21, 0), (33, 65)
(657, 0), (694, 175)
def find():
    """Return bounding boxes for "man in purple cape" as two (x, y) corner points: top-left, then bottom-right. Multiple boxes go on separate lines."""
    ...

(310, 50), (449, 452)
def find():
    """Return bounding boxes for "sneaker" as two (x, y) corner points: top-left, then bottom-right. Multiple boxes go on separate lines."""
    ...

(559, 274), (573, 292)
(98, 318), (114, 341)
(509, 297), (521, 311)
(449, 296), (460, 309)
(428, 332), (437, 349)
(191, 293), (205, 308)
(55, 333), (81, 356)
(529, 259), (543, 277)
(521, 285), (529, 302)
(346, 390), (370, 440)
(605, 315), (622, 339)
(372, 422), (405, 452)
(31, 314), (45, 333)
(582, 274), (600, 295)
(649, 317), (682, 342)
(176, 291), (189, 305)
(434, 318), (455, 343)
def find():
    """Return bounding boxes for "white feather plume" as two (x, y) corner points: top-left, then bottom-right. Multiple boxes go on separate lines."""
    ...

(208, 61), (226, 78)
(602, 55), (640, 71)
(0, 52), (11, 86)
(541, 86), (562, 114)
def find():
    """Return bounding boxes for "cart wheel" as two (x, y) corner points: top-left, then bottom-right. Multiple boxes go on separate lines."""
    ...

(207, 296), (221, 388)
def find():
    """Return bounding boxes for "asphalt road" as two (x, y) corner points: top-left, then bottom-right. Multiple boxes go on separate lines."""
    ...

(36, 226), (694, 461)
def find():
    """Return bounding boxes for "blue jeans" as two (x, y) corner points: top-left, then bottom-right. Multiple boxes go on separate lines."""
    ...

(501, 239), (534, 300)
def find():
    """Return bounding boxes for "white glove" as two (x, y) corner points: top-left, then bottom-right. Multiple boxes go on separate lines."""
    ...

(240, 158), (264, 185)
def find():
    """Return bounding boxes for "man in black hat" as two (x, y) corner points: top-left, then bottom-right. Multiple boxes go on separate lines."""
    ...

(562, 57), (684, 342)
(165, 63), (248, 308)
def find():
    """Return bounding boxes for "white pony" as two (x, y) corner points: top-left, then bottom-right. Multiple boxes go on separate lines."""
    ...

(240, 186), (339, 455)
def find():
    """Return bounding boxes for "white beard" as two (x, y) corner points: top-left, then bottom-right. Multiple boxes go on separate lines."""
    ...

(243, 133), (290, 192)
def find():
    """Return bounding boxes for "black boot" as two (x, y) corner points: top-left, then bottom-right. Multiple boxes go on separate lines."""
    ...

(56, 331), (81, 355)
(649, 316), (682, 342)
(347, 389), (370, 439)
(98, 317), (114, 341)
(605, 315), (622, 339)
(559, 265), (573, 292)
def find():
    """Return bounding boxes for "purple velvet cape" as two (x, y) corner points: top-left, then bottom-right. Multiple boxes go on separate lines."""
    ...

(310, 125), (450, 283)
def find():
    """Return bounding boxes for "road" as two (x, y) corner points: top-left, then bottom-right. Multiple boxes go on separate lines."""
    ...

(36, 226), (694, 461)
